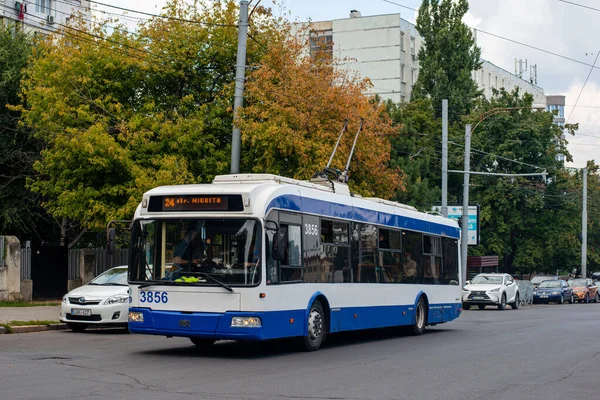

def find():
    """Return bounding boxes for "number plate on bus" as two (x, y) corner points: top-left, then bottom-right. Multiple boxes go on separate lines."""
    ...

(71, 309), (91, 316)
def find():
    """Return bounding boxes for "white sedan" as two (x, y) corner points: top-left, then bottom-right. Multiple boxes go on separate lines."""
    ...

(462, 273), (520, 310)
(60, 266), (130, 332)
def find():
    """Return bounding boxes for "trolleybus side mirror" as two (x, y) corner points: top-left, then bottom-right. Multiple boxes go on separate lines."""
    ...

(107, 227), (116, 255)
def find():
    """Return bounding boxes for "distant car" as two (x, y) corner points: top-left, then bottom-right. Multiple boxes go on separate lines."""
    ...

(533, 279), (573, 304)
(462, 273), (520, 310)
(568, 278), (599, 303)
(530, 275), (559, 289)
(60, 266), (129, 332)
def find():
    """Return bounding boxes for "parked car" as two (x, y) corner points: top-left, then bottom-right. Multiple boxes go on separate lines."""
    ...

(533, 279), (573, 304)
(530, 275), (559, 289)
(462, 273), (520, 310)
(60, 266), (129, 332)
(568, 278), (599, 303)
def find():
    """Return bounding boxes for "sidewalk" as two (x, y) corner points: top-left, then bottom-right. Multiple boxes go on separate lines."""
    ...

(0, 306), (66, 334)
(0, 305), (61, 323)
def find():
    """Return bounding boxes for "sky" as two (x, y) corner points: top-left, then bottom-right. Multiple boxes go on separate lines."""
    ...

(94, 0), (600, 169)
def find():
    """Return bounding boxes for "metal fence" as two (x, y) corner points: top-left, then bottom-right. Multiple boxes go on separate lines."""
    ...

(68, 249), (80, 280)
(20, 242), (31, 280)
(93, 248), (129, 276)
(67, 248), (129, 279)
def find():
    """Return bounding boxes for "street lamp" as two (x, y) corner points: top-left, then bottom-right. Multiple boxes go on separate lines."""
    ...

(442, 106), (547, 285)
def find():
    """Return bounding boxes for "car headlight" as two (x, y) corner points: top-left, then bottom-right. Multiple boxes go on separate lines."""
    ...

(103, 294), (129, 305)
(462, 287), (469, 292)
(490, 288), (500, 292)
(552, 291), (560, 295)
(62, 295), (67, 303)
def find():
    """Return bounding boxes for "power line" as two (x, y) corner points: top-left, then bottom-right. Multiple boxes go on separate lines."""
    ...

(566, 48), (600, 124)
(382, 0), (417, 12)
(381, 0), (600, 72)
(559, 0), (600, 13)
(86, 0), (237, 27)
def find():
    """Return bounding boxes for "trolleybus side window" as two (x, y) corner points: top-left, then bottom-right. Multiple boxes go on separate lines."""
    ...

(280, 224), (303, 282)
(314, 219), (350, 283)
(378, 228), (403, 283)
(356, 224), (378, 283)
(402, 231), (422, 283)
(423, 235), (442, 284)
(442, 237), (459, 285)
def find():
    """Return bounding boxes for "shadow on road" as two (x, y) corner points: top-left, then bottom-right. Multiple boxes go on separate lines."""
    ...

(134, 325), (451, 359)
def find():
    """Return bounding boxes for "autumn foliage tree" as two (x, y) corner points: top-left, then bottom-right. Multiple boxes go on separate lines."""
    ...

(239, 29), (403, 198)
(17, 0), (275, 230)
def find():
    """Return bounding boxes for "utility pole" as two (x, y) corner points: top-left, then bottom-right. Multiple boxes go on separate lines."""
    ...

(230, 0), (249, 174)
(461, 124), (471, 286)
(582, 167), (588, 277)
(441, 99), (448, 217)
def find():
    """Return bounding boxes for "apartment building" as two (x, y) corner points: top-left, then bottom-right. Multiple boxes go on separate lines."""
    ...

(307, 11), (546, 108)
(0, 0), (91, 34)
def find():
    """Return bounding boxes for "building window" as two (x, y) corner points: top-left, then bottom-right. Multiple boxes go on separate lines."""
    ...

(401, 64), (405, 82)
(410, 37), (415, 56)
(411, 68), (416, 85)
(36, 0), (51, 15)
(309, 30), (333, 61)
(400, 32), (405, 51)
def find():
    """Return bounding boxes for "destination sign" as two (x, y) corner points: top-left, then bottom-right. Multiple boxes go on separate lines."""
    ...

(148, 195), (243, 212)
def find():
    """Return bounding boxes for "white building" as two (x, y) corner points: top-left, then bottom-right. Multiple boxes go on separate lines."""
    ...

(305, 11), (421, 104)
(306, 11), (546, 108)
(473, 60), (546, 108)
(0, 0), (91, 34)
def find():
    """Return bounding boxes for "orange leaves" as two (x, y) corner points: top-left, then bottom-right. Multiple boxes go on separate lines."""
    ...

(239, 29), (403, 198)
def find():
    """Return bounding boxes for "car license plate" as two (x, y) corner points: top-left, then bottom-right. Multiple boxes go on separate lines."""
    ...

(539, 295), (549, 298)
(473, 297), (484, 300)
(71, 308), (91, 316)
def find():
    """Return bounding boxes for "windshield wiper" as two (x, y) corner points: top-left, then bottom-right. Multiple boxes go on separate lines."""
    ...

(197, 273), (233, 292)
(137, 277), (233, 292)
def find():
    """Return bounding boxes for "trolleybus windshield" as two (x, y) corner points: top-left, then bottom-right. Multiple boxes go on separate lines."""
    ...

(129, 218), (261, 286)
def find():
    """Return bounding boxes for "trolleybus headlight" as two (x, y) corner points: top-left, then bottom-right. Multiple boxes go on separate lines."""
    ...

(231, 316), (262, 328)
(129, 311), (144, 322)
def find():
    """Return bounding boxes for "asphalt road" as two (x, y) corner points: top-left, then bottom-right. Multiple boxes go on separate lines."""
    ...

(1, 303), (599, 400)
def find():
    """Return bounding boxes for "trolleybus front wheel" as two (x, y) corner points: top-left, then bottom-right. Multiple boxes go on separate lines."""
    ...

(302, 300), (326, 351)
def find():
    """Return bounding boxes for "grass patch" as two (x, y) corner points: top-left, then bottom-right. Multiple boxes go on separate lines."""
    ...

(8, 320), (59, 326)
(1, 320), (60, 333)
(0, 301), (61, 307)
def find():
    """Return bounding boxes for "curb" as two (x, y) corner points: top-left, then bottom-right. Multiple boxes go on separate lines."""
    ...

(0, 324), (68, 334)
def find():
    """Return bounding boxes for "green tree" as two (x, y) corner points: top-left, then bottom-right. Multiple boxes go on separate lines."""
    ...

(413, 0), (482, 122)
(17, 0), (275, 231)
(0, 24), (44, 236)
(386, 99), (441, 208)
(467, 89), (573, 275)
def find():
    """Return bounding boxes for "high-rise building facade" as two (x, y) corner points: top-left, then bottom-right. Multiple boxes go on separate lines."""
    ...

(306, 11), (547, 108)
(546, 95), (567, 162)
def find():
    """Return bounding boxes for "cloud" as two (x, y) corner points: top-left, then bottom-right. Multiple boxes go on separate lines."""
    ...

(564, 80), (600, 168)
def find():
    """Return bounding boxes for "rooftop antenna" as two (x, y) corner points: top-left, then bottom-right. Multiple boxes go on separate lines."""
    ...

(339, 118), (364, 183)
(312, 119), (348, 180)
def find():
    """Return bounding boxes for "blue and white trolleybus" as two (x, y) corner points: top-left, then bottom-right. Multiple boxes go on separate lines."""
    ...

(127, 174), (462, 351)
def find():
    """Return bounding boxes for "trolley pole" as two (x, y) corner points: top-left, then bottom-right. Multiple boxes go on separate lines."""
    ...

(441, 99), (448, 218)
(230, 0), (249, 174)
(461, 124), (471, 286)
(582, 167), (588, 278)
